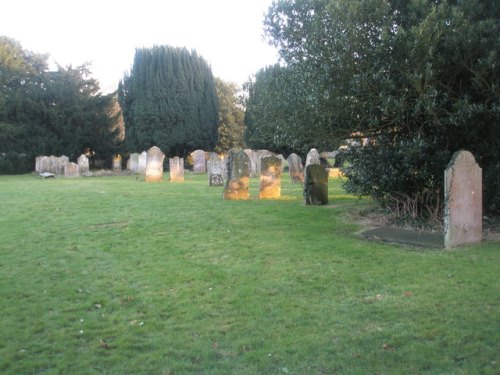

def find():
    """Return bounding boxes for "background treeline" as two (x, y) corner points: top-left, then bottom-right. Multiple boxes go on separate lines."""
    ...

(247, 0), (499, 217)
(0, 36), (122, 173)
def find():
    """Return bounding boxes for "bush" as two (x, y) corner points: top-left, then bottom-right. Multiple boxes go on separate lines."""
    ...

(0, 153), (33, 175)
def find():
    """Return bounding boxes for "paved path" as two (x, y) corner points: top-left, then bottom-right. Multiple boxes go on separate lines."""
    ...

(361, 227), (444, 249)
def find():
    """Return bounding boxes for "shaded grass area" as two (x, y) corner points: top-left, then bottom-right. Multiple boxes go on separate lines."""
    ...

(0, 173), (498, 374)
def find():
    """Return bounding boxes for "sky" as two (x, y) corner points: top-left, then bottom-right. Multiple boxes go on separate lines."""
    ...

(1, 0), (280, 93)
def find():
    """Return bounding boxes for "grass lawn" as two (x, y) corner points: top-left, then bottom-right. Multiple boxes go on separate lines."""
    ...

(0, 173), (498, 374)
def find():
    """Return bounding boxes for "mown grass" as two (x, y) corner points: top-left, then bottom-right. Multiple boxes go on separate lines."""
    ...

(0, 173), (498, 374)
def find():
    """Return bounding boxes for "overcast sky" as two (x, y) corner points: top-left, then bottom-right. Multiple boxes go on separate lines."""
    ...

(1, 0), (280, 93)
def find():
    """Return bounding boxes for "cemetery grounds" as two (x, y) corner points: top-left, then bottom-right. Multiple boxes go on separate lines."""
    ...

(0, 173), (498, 374)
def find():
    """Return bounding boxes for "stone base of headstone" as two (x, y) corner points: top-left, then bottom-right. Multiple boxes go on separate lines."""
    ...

(223, 178), (250, 200)
(304, 164), (329, 205)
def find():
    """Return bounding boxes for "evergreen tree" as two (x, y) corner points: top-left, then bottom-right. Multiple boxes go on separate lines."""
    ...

(215, 78), (245, 152)
(118, 46), (219, 156)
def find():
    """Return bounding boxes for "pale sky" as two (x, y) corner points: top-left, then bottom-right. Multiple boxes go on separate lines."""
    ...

(1, 0), (280, 93)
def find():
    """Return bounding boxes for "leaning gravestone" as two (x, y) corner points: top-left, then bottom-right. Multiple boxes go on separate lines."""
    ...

(138, 151), (147, 175)
(304, 164), (329, 205)
(287, 153), (304, 184)
(306, 148), (321, 167)
(77, 154), (89, 174)
(259, 155), (282, 199)
(191, 150), (206, 173)
(207, 154), (224, 186)
(145, 146), (165, 182)
(169, 157), (184, 182)
(129, 153), (140, 174)
(444, 150), (482, 248)
(112, 155), (122, 172)
(223, 149), (250, 200)
(64, 162), (79, 178)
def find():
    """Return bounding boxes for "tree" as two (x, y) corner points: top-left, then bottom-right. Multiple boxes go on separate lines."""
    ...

(118, 46), (219, 156)
(0, 36), (122, 173)
(263, 0), (500, 216)
(215, 78), (245, 152)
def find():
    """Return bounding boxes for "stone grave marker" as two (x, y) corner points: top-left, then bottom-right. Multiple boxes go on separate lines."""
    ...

(129, 153), (140, 174)
(244, 149), (258, 177)
(77, 154), (89, 174)
(37, 156), (50, 173)
(304, 164), (329, 205)
(112, 155), (122, 172)
(256, 150), (274, 176)
(138, 151), (147, 175)
(64, 162), (79, 178)
(191, 150), (206, 173)
(306, 148), (321, 167)
(208, 154), (224, 186)
(223, 149), (250, 200)
(259, 155), (282, 199)
(169, 157), (184, 182)
(55, 156), (69, 176)
(287, 153), (304, 184)
(145, 146), (165, 182)
(444, 150), (482, 248)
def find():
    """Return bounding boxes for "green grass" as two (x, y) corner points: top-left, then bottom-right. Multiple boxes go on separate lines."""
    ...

(0, 173), (498, 375)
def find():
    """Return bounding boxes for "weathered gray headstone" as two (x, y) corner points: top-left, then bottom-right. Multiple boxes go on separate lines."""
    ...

(37, 156), (51, 173)
(64, 162), (79, 178)
(223, 149), (250, 200)
(444, 150), (482, 248)
(169, 157), (184, 182)
(145, 146), (165, 182)
(48, 155), (58, 174)
(55, 156), (69, 176)
(256, 150), (274, 176)
(277, 154), (286, 172)
(112, 155), (122, 172)
(304, 164), (329, 205)
(259, 155), (282, 199)
(138, 151), (147, 175)
(191, 150), (206, 173)
(129, 153), (140, 174)
(35, 156), (42, 173)
(244, 149), (258, 178)
(207, 154), (224, 186)
(306, 148), (321, 167)
(287, 153), (304, 184)
(77, 154), (89, 174)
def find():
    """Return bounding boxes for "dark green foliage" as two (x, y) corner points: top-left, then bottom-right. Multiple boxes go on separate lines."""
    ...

(262, 0), (500, 216)
(215, 78), (245, 152)
(118, 46), (219, 156)
(0, 36), (122, 173)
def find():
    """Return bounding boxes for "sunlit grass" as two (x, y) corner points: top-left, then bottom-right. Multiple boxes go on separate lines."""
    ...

(0, 173), (498, 374)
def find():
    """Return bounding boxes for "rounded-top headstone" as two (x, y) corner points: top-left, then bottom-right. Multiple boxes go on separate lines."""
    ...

(145, 146), (165, 182)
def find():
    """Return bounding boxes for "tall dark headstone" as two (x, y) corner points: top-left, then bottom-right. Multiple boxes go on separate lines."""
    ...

(304, 164), (329, 205)
(223, 149), (250, 200)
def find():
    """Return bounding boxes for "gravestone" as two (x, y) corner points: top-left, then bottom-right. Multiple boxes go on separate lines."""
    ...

(244, 149), (258, 178)
(112, 155), (122, 172)
(48, 155), (58, 174)
(35, 156), (42, 173)
(55, 156), (69, 176)
(277, 154), (286, 172)
(64, 162), (79, 178)
(259, 155), (282, 199)
(145, 146), (165, 182)
(37, 156), (50, 173)
(287, 153), (304, 184)
(304, 164), (329, 205)
(191, 150), (206, 173)
(444, 150), (482, 248)
(129, 153), (140, 174)
(223, 149), (250, 200)
(256, 150), (274, 176)
(138, 151), (147, 175)
(169, 157), (184, 182)
(207, 154), (224, 186)
(77, 154), (89, 174)
(306, 148), (321, 167)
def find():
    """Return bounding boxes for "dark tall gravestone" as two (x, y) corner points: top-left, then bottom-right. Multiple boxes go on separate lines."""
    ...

(223, 149), (250, 200)
(304, 164), (329, 205)
(259, 155), (281, 199)
(444, 150), (482, 248)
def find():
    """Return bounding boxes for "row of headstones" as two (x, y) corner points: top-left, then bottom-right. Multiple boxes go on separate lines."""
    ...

(35, 154), (89, 178)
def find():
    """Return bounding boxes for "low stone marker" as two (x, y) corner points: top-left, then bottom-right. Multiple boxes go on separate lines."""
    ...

(64, 162), (80, 178)
(145, 146), (165, 182)
(138, 151), (147, 175)
(77, 154), (89, 174)
(223, 149), (250, 200)
(191, 150), (206, 173)
(304, 164), (328, 205)
(207, 155), (224, 186)
(129, 153), (140, 174)
(259, 155), (282, 199)
(112, 155), (122, 172)
(39, 172), (55, 179)
(169, 157), (184, 182)
(444, 150), (482, 248)
(287, 153), (304, 184)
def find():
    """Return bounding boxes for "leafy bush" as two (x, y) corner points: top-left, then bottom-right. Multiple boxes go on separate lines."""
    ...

(0, 152), (32, 175)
